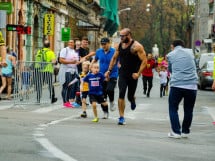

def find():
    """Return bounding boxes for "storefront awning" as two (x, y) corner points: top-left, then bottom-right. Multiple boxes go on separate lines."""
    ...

(76, 20), (100, 31)
(99, 0), (119, 36)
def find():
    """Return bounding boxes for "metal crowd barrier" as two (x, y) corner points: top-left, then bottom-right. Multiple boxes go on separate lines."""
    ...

(13, 61), (55, 105)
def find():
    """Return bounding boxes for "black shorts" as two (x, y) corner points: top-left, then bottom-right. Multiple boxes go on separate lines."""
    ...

(81, 91), (88, 99)
(89, 94), (106, 104)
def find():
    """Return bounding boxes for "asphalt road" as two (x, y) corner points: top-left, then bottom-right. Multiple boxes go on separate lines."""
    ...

(0, 73), (215, 161)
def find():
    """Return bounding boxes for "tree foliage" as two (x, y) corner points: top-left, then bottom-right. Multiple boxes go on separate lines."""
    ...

(119, 0), (195, 55)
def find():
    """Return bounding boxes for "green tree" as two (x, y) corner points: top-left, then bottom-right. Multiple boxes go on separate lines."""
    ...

(119, 0), (195, 55)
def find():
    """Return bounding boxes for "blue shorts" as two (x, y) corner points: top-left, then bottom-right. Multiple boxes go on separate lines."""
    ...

(2, 73), (13, 78)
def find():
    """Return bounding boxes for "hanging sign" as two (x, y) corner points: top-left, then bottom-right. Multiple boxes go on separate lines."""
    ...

(0, 2), (13, 14)
(0, 31), (5, 46)
(61, 28), (71, 41)
(44, 14), (55, 35)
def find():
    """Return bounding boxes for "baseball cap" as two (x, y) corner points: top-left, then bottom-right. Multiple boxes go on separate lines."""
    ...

(100, 37), (110, 44)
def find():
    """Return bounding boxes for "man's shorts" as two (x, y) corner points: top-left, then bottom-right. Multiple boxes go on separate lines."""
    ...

(89, 94), (106, 104)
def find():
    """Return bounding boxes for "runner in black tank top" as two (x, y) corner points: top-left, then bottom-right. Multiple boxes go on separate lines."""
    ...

(118, 40), (141, 78)
(105, 28), (147, 125)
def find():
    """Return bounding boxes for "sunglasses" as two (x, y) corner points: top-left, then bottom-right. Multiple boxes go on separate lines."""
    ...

(101, 43), (107, 45)
(119, 34), (128, 37)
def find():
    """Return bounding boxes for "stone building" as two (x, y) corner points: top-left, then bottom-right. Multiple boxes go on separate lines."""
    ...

(1, 0), (103, 61)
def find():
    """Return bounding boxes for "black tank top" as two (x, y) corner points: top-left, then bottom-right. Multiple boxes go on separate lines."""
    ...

(118, 40), (141, 77)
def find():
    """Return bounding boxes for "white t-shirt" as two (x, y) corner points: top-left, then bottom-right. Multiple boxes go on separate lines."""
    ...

(60, 47), (79, 72)
(159, 71), (168, 84)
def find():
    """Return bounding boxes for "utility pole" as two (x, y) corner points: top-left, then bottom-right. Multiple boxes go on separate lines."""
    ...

(193, 0), (208, 53)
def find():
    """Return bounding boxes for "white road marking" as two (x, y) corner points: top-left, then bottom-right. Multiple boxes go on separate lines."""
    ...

(33, 133), (45, 137)
(204, 106), (215, 121)
(36, 138), (78, 161)
(34, 116), (78, 161)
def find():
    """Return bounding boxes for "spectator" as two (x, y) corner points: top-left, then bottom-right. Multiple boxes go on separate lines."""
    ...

(34, 40), (57, 104)
(58, 39), (81, 108)
(167, 39), (198, 138)
(0, 47), (16, 100)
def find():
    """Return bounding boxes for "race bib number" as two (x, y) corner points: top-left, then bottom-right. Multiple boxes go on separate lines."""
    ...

(91, 81), (99, 87)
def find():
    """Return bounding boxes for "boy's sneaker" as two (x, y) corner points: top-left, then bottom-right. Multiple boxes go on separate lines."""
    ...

(168, 132), (181, 139)
(72, 102), (80, 108)
(102, 112), (109, 119)
(131, 101), (136, 110)
(80, 111), (87, 118)
(110, 102), (116, 111)
(118, 117), (126, 125)
(92, 117), (99, 122)
(181, 133), (189, 138)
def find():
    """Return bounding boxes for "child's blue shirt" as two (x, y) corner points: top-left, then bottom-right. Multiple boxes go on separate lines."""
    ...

(83, 72), (105, 95)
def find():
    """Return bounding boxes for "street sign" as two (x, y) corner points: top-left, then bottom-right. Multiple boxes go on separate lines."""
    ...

(0, 2), (13, 14)
(6, 24), (31, 34)
(61, 28), (71, 41)
(44, 14), (55, 35)
(195, 40), (201, 46)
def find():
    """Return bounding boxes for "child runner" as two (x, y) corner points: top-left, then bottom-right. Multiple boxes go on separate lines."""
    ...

(83, 62), (108, 122)
(158, 64), (168, 98)
(79, 61), (90, 118)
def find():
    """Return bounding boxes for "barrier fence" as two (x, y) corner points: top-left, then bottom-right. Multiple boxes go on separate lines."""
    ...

(13, 61), (56, 105)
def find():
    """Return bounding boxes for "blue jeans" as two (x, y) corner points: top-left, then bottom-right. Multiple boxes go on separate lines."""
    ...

(168, 87), (197, 134)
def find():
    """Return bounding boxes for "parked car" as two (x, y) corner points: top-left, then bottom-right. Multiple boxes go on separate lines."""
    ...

(197, 53), (214, 70)
(198, 61), (214, 90)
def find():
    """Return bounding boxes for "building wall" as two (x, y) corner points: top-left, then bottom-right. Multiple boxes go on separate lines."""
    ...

(4, 0), (103, 61)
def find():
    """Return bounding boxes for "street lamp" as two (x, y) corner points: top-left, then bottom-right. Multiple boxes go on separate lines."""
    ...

(118, 7), (131, 15)
(118, 7), (131, 27)
(146, 3), (151, 12)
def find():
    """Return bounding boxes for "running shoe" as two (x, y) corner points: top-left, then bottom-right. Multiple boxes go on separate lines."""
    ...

(168, 132), (181, 139)
(181, 133), (189, 138)
(102, 112), (109, 119)
(131, 101), (136, 110)
(92, 117), (99, 122)
(110, 102), (116, 111)
(80, 111), (87, 118)
(118, 117), (126, 125)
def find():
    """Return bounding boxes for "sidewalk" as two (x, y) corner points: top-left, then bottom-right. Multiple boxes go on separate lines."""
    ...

(0, 82), (62, 109)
